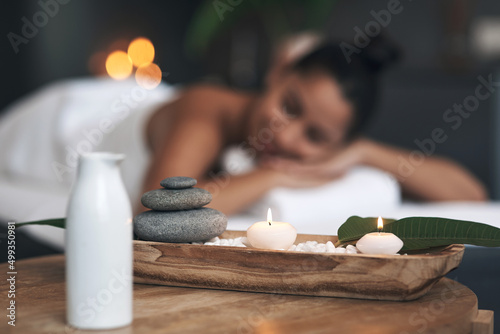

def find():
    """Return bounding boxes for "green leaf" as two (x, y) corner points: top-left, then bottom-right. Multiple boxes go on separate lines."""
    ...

(385, 217), (500, 250)
(337, 216), (500, 251)
(16, 218), (65, 229)
(183, 0), (340, 57)
(184, 0), (227, 57)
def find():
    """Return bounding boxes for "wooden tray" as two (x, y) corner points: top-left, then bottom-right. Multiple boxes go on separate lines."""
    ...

(133, 231), (465, 301)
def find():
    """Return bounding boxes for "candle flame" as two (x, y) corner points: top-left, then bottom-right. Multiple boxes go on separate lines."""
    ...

(377, 216), (383, 232)
(267, 208), (272, 226)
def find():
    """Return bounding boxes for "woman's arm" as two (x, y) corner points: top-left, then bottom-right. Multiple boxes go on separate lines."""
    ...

(198, 169), (279, 216)
(140, 87), (226, 213)
(359, 139), (488, 201)
(262, 138), (488, 202)
(199, 167), (333, 216)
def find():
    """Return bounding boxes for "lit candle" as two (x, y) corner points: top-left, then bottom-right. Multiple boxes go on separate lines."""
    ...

(247, 208), (297, 250)
(356, 217), (403, 255)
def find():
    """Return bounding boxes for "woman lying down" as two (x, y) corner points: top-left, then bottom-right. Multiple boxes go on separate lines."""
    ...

(0, 36), (487, 217)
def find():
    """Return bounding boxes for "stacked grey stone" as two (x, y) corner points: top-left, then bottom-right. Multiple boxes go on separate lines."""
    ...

(134, 177), (227, 242)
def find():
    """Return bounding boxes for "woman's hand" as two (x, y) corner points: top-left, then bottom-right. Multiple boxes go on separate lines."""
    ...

(261, 167), (334, 189)
(260, 138), (369, 182)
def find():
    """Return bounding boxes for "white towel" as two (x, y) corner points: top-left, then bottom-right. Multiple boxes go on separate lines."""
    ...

(0, 77), (177, 204)
(221, 146), (402, 234)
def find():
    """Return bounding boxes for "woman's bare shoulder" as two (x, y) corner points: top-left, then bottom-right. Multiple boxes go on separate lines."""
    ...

(180, 83), (249, 111)
(147, 82), (250, 150)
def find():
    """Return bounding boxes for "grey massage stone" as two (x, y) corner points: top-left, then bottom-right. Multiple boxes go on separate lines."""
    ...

(133, 208), (228, 243)
(141, 188), (212, 211)
(160, 176), (197, 189)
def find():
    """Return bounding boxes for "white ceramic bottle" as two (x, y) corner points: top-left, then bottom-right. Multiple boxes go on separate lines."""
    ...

(66, 152), (133, 329)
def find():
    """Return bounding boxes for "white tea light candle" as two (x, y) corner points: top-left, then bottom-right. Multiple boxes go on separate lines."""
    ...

(247, 208), (297, 250)
(356, 217), (403, 255)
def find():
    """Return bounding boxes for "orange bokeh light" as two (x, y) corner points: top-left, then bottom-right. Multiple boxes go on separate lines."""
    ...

(105, 51), (133, 80)
(135, 63), (162, 89)
(128, 37), (155, 67)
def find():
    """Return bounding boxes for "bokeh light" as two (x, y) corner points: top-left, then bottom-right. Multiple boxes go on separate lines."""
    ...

(135, 63), (162, 89)
(105, 51), (133, 80)
(128, 37), (155, 67)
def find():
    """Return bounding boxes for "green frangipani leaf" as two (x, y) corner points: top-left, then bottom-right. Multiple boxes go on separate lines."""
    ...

(15, 218), (65, 229)
(384, 217), (500, 250)
(337, 216), (500, 251)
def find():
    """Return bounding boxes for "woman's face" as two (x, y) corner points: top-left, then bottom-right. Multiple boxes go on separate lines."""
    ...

(248, 70), (354, 162)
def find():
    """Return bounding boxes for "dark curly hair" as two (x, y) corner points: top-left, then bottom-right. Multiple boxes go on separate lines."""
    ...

(293, 34), (401, 138)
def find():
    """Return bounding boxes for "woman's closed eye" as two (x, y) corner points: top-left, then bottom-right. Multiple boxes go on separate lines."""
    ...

(305, 126), (327, 144)
(281, 93), (302, 118)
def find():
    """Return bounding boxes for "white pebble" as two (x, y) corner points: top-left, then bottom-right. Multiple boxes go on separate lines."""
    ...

(303, 244), (314, 252)
(199, 238), (369, 254)
(336, 247), (346, 254)
(326, 241), (336, 253)
(316, 244), (327, 252)
(346, 245), (358, 254)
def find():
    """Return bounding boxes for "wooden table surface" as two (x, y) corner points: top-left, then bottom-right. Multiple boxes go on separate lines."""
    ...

(1, 255), (494, 334)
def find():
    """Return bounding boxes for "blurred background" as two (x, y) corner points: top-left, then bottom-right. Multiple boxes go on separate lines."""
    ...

(2, 0), (500, 325)
(2, 0), (500, 199)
